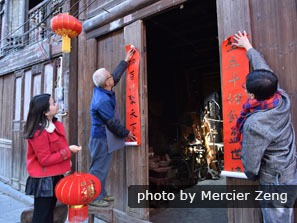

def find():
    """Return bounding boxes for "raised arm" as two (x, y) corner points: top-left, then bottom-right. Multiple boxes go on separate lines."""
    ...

(112, 47), (136, 85)
(233, 31), (272, 72)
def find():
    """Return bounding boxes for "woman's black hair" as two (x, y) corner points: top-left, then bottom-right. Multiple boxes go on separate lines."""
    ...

(23, 94), (57, 139)
(246, 69), (278, 100)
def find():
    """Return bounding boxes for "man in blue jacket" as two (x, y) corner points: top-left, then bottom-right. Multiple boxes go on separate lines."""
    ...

(89, 48), (137, 207)
(234, 31), (297, 223)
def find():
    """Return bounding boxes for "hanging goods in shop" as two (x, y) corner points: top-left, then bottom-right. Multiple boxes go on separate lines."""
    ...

(50, 13), (82, 53)
(55, 172), (101, 223)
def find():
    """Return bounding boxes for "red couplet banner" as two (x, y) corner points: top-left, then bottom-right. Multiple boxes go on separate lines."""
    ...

(221, 35), (249, 172)
(125, 44), (141, 146)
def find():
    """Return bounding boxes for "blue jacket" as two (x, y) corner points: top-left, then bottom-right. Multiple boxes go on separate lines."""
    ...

(241, 48), (297, 184)
(90, 60), (130, 138)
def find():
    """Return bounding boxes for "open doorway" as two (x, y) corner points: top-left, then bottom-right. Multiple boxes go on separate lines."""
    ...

(145, 0), (223, 193)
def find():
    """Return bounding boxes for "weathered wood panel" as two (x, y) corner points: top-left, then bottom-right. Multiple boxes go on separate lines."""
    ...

(32, 74), (42, 95)
(11, 73), (24, 189)
(0, 138), (12, 182)
(0, 76), (10, 138)
(216, 0), (262, 223)
(87, 0), (127, 19)
(67, 34), (79, 170)
(14, 75), (23, 121)
(86, 0), (187, 39)
(226, 178), (262, 223)
(124, 20), (149, 220)
(77, 35), (97, 172)
(19, 121), (28, 192)
(23, 70), (32, 120)
(249, 0), (297, 136)
(96, 30), (127, 212)
(249, 1), (297, 222)
(83, 0), (159, 34)
(0, 40), (62, 76)
(44, 63), (54, 94)
(0, 74), (14, 183)
(216, 0), (252, 44)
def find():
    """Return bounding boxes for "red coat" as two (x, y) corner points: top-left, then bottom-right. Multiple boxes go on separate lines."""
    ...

(26, 121), (72, 177)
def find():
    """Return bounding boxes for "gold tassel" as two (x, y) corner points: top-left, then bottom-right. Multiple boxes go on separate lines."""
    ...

(62, 35), (71, 53)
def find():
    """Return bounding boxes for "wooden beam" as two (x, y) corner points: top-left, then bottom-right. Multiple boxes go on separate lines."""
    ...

(83, 0), (159, 33)
(86, 0), (187, 39)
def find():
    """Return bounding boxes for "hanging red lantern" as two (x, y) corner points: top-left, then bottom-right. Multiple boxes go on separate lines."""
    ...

(55, 172), (101, 223)
(50, 13), (82, 53)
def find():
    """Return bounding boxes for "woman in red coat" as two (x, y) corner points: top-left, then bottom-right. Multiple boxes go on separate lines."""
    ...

(23, 94), (81, 223)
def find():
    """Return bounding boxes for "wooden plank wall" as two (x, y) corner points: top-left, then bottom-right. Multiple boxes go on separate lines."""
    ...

(77, 35), (96, 172)
(0, 74), (14, 183)
(249, 0), (297, 134)
(249, 1), (297, 222)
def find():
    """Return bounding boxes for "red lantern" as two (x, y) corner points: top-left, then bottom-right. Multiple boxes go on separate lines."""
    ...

(50, 13), (82, 53)
(55, 172), (101, 223)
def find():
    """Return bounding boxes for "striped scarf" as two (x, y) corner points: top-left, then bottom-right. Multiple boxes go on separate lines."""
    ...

(235, 90), (282, 142)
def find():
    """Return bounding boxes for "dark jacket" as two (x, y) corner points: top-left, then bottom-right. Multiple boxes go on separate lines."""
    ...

(90, 60), (129, 138)
(241, 48), (297, 183)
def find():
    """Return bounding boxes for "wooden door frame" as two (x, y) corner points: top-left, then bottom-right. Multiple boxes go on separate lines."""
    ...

(124, 20), (149, 220)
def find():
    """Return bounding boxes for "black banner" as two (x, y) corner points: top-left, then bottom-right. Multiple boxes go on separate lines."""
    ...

(128, 185), (297, 208)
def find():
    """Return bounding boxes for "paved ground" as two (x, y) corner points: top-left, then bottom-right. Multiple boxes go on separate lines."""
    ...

(0, 180), (33, 223)
(0, 192), (31, 223)
(0, 177), (227, 223)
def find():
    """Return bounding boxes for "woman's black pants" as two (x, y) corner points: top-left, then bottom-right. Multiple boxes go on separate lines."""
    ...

(32, 196), (57, 223)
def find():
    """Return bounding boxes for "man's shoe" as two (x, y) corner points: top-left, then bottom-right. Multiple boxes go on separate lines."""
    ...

(103, 195), (114, 201)
(89, 200), (109, 207)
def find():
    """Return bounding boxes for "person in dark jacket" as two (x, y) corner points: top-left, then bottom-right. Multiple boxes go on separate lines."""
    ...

(23, 93), (81, 223)
(234, 31), (297, 223)
(89, 48), (137, 207)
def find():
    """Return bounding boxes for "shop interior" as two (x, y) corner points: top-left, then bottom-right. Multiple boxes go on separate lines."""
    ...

(145, 0), (224, 191)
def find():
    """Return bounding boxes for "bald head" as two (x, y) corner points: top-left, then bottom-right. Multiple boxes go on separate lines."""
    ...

(92, 68), (110, 87)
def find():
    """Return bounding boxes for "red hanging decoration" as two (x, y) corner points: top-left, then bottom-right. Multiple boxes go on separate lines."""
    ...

(50, 13), (82, 53)
(55, 172), (101, 223)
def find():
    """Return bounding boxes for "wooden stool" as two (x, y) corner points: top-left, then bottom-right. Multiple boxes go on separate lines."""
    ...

(88, 202), (114, 223)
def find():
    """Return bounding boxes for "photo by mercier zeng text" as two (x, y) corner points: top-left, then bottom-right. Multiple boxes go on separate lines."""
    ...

(131, 186), (289, 208)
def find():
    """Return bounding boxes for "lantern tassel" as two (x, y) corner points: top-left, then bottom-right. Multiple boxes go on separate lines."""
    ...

(68, 204), (88, 223)
(62, 35), (71, 53)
